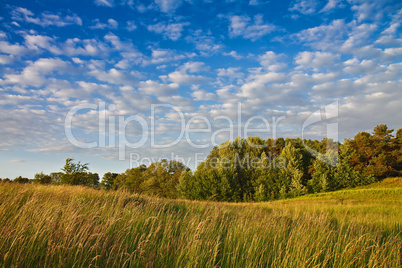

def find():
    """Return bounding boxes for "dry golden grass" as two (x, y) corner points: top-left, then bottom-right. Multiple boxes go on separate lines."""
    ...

(0, 179), (401, 267)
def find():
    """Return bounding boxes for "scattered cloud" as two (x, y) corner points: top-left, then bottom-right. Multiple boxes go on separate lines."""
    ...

(0, 54), (14, 64)
(320, 0), (344, 13)
(259, 51), (287, 71)
(154, 0), (183, 13)
(145, 48), (194, 65)
(289, 0), (318, 15)
(292, 19), (348, 51)
(179, 61), (209, 73)
(165, 71), (208, 85)
(9, 159), (27, 163)
(295, 51), (340, 71)
(3, 58), (71, 87)
(147, 21), (189, 41)
(138, 80), (179, 96)
(90, 18), (118, 29)
(11, 7), (82, 27)
(1, 0), (401, 178)
(126, 21), (137, 31)
(217, 67), (244, 79)
(94, 0), (115, 7)
(0, 40), (27, 55)
(191, 90), (217, 101)
(249, 0), (261, 6)
(223, 50), (243, 59)
(186, 29), (223, 54)
(228, 14), (277, 41)
(24, 34), (109, 57)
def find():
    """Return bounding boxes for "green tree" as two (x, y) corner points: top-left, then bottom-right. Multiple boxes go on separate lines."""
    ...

(141, 160), (189, 198)
(335, 142), (376, 188)
(50, 172), (62, 184)
(279, 143), (307, 198)
(308, 150), (337, 193)
(348, 124), (397, 178)
(114, 164), (147, 192)
(393, 128), (402, 174)
(100, 172), (118, 190)
(115, 160), (188, 198)
(60, 158), (99, 188)
(33, 172), (52, 184)
(14, 176), (29, 184)
(177, 170), (196, 199)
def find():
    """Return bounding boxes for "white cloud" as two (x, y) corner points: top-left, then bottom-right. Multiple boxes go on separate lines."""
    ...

(11, 7), (82, 27)
(217, 67), (244, 79)
(90, 18), (118, 29)
(292, 19), (348, 51)
(382, 47), (402, 61)
(339, 23), (378, 55)
(94, 0), (114, 7)
(154, 0), (182, 13)
(104, 33), (144, 65)
(138, 80), (179, 96)
(145, 48), (194, 65)
(166, 71), (208, 85)
(157, 95), (193, 108)
(147, 21), (189, 41)
(3, 58), (71, 87)
(320, 0), (344, 13)
(191, 90), (217, 101)
(289, 0), (318, 15)
(223, 50), (243, 59)
(63, 38), (109, 56)
(24, 34), (109, 57)
(238, 71), (293, 107)
(311, 72), (340, 83)
(335, 80), (402, 136)
(185, 29), (223, 54)
(249, 0), (261, 5)
(160, 61), (210, 85)
(126, 21), (137, 31)
(0, 54), (14, 64)
(24, 34), (61, 54)
(9, 159), (27, 163)
(311, 79), (360, 98)
(229, 14), (276, 41)
(0, 40), (27, 55)
(89, 68), (140, 85)
(179, 61), (209, 73)
(376, 10), (402, 46)
(349, 0), (385, 22)
(259, 51), (287, 71)
(343, 58), (382, 74)
(295, 51), (340, 71)
(1, 0), (401, 175)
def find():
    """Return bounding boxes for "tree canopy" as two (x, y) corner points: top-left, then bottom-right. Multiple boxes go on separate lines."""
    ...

(4, 124), (401, 203)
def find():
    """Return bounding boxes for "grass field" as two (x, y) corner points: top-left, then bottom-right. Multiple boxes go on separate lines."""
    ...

(0, 178), (401, 267)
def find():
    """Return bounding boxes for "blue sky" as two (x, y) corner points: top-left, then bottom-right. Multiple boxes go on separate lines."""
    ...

(0, 0), (401, 179)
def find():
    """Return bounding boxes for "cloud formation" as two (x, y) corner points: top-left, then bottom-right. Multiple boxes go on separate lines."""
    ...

(0, 0), (401, 178)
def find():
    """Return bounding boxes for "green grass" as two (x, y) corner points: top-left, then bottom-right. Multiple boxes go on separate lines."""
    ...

(0, 179), (401, 267)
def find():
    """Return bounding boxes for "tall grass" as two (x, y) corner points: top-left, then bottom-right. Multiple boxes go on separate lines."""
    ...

(0, 180), (401, 267)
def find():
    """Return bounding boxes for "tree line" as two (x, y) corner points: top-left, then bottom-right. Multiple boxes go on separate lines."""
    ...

(2, 124), (401, 202)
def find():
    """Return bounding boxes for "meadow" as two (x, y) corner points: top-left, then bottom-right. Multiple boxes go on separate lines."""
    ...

(0, 178), (401, 267)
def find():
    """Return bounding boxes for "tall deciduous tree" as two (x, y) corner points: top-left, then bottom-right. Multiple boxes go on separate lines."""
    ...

(100, 172), (118, 190)
(60, 158), (99, 188)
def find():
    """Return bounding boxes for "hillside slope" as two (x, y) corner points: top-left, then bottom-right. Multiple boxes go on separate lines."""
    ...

(0, 179), (401, 267)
